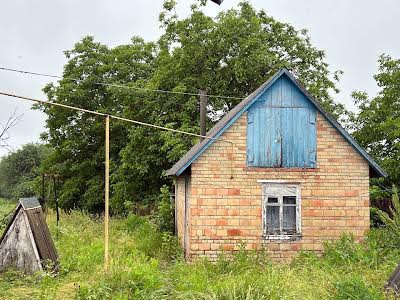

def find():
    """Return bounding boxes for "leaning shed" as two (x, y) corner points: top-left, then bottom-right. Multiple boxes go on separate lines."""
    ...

(0, 197), (58, 273)
(167, 68), (387, 261)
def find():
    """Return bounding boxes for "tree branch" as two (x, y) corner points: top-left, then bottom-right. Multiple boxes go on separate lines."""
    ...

(0, 109), (23, 151)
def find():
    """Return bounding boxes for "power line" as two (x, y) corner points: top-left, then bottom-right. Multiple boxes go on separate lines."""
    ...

(0, 91), (232, 145)
(0, 66), (244, 100)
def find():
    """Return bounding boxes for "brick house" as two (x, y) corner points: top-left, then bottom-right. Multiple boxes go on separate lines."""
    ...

(166, 69), (386, 261)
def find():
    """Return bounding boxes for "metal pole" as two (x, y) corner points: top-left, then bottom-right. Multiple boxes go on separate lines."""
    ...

(104, 115), (110, 271)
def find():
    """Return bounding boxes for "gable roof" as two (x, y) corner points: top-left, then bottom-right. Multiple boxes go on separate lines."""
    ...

(166, 69), (387, 178)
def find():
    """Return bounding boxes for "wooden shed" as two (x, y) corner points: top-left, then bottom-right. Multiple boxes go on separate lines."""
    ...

(0, 197), (58, 273)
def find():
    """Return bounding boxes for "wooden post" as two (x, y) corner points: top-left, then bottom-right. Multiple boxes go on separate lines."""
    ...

(199, 90), (207, 141)
(104, 115), (110, 271)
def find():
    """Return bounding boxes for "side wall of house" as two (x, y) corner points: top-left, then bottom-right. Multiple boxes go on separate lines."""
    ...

(189, 112), (370, 261)
(175, 176), (192, 254)
(175, 177), (186, 249)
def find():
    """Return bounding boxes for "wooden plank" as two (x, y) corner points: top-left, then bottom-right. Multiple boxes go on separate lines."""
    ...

(246, 76), (318, 168)
(386, 263), (400, 294)
(25, 208), (58, 263)
(104, 115), (110, 271)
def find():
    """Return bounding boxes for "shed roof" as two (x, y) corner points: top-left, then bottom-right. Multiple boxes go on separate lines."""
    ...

(166, 69), (387, 178)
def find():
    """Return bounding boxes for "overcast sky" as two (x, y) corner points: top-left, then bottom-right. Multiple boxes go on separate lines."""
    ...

(0, 0), (399, 157)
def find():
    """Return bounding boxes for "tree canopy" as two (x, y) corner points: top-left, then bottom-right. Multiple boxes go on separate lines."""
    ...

(37, 0), (344, 213)
(0, 143), (52, 199)
(352, 54), (400, 186)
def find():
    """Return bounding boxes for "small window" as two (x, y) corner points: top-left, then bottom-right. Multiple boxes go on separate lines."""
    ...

(262, 183), (300, 237)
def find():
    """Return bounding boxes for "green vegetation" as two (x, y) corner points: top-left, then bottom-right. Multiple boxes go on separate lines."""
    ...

(351, 54), (400, 187)
(376, 185), (400, 245)
(0, 198), (398, 300)
(0, 143), (52, 200)
(35, 0), (344, 214)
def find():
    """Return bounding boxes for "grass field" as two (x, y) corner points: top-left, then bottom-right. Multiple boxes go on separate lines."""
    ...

(0, 198), (399, 299)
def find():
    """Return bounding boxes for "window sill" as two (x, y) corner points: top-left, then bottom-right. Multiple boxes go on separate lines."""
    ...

(263, 234), (301, 241)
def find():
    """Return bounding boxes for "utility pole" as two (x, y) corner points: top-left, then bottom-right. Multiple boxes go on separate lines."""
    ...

(104, 115), (110, 271)
(0, 91), (231, 273)
(199, 90), (207, 142)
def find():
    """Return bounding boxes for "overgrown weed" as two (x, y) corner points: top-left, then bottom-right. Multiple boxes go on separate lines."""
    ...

(0, 201), (398, 299)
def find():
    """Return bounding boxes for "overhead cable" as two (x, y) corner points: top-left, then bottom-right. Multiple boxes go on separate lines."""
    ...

(0, 66), (244, 100)
(0, 91), (232, 144)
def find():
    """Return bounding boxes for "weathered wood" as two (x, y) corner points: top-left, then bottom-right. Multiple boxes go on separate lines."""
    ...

(104, 115), (110, 271)
(0, 198), (58, 273)
(386, 263), (400, 295)
(0, 208), (42, 273)
(25, 208), (58, 262)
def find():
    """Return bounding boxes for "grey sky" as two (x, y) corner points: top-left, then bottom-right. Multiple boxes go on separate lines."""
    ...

(0, 0), (399, 157)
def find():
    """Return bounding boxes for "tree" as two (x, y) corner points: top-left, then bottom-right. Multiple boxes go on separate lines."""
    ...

(0, 110), (22, 151)
(38, 1), (345, 214)
(37, 37), (156, 213)
(0, 143), (52, 199)
(111, 1), (345, 210)
(352, 54), (400, 185)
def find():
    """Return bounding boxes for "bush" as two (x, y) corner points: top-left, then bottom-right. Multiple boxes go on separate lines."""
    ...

(377, 185), (400, 246)
(333, 276), (384, 300)
(122, 213), (182, 261)
(152, 185), (175, 233)
(323, 234), (370, 266)
(370, 207), (384, 228)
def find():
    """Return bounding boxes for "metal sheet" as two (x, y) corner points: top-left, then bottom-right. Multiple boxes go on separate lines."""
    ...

(20, 197), (41, 210)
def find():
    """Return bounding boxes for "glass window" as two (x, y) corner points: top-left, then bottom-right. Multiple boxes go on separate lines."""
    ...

(263, 184), (300, 237)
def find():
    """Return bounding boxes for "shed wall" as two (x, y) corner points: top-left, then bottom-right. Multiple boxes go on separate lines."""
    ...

(188, 112), (370, 261)
(0, 208), (42, 273)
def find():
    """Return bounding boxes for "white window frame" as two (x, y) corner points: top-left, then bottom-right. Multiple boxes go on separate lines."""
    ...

(259, 181), (301, 240)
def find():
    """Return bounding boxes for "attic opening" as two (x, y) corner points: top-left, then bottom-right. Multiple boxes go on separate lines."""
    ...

(246, 75), (317, 168)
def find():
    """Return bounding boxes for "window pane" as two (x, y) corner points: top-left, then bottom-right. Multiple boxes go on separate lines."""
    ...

(283, 206), (296, 234)
(267, 197), (278, 204)
(265, 206), (279, 234)
(283, 196), (296, 205)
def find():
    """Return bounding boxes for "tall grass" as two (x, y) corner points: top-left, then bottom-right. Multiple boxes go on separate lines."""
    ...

(0, 199), (398, 299)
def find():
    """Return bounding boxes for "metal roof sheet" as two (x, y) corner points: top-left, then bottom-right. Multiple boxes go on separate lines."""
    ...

(20, 197), (41, 210)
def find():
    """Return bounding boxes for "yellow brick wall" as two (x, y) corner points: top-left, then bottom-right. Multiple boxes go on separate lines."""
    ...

(183, 111), (370, 261)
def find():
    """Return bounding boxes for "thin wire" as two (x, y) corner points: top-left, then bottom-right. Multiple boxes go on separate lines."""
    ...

(376, 182), (394, 194)
(0, 91), (233, 145)
(0, 66), (244, 100)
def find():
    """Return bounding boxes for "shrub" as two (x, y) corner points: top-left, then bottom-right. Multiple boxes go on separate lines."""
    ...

(333, 275), (384, 300)
(152, 185), (175, 233)
(370, 207), (384, 228)
(323, 234), (367, 265)
(376, 185), (400, 245)
(122, 213), (182, 261)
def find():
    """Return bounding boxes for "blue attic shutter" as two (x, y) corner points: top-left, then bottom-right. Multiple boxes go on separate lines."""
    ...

(247, 107), (282, 167)
(281, 108), (316, 168)
(246, 76), (317, 168)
